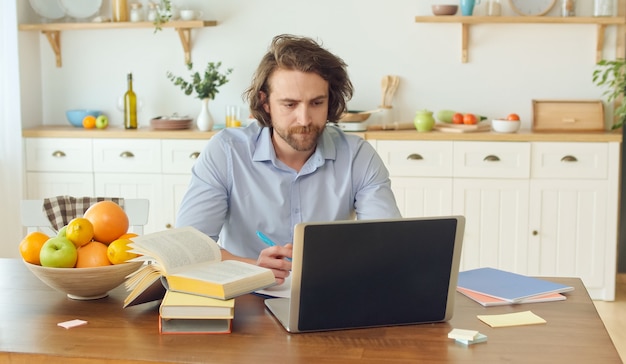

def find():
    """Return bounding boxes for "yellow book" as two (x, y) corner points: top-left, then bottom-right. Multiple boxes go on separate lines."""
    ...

(123, 227), (276, 307)
(160, 290), (234, 319)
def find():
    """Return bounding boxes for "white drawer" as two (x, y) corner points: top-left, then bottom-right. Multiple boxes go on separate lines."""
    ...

(162, 139), (208, 174)
(93, 139), (161, 173)
(531, 142), (608, 179)
(25, 138), (93, 172)
(376, 141), (453, 177)
(453, 141), (530, 179)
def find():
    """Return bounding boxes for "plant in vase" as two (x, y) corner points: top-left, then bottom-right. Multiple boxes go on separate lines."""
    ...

(166, 62), (233, 131)
(153, 0), (171, 32)
(592, 58), (626, 130)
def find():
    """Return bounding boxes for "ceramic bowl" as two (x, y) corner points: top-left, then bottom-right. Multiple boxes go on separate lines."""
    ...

(491, 119), (521, 133)
(24, 260), (143, 300)
(66, 109), (101, 127)
(339, 110), (372, 123)
(432, 5), (458, 16)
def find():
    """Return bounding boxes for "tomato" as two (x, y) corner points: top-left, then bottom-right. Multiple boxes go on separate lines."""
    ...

(506, 113), (520, 121)
(463, 113), (478, 125)
(452, 113), (464, 124)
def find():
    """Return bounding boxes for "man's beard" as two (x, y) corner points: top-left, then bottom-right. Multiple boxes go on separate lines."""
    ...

(273, 124), (324, 152)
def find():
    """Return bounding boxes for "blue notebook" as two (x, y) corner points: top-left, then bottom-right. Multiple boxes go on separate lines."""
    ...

(457, 267), (574, 303)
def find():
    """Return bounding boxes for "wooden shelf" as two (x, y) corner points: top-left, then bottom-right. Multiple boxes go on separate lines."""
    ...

(18, 20), (218, 67)
(414, 16), (626, 63)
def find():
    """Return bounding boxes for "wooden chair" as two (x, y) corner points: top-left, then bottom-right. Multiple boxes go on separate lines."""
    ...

(21, 199), (150, 236)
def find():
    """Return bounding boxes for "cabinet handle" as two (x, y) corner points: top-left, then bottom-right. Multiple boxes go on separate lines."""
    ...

(52, 150), (66, 158)
(189, 152), (200, 160)
(406, 153), (424, 160)
(532, 230), (538, 236)
(483, 155), (500, 162)
(119, 151), (135, 158)
(560, 155), (578, 162)
(165, 223), (172, 229)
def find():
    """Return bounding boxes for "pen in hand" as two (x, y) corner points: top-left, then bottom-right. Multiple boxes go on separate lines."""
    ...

(256, 230), (292, 261)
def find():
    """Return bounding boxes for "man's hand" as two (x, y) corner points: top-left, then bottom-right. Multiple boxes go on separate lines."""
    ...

(257, 243), (292, 284)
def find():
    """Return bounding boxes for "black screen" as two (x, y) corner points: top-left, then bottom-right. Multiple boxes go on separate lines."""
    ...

(297, 218), (459, 331)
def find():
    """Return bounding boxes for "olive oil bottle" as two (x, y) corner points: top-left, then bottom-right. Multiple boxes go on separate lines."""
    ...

(124, 73), (137, 129)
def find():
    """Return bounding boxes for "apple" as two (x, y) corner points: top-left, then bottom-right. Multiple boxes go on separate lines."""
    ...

(95, 114), (109, 129)
(57, 225), (67, 238)
(40, 237), (78, 268)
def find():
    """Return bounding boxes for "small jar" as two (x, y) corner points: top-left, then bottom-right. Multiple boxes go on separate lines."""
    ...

(594, 0), (614, 16)
(486, 0), (502, 16)
(413, 110), (435, 132)
(561, 0), (575, 17)
(378, 106), (394, 126)
(129, 2), (144, 22)
(146, 2), (158, 22)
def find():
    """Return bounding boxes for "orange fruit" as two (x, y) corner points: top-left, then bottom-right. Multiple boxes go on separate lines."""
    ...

(65, 217), (94, 247)
(19, 231), (50, 265)
(452, 113), (464, 125)
(75, 241), (111, 268)
(83, 201), (129, 244)
(506, 113), (520, 121)
(463, 113), (478, 125)
(107, 238), (138, 264)
(82, 115), (97, 129)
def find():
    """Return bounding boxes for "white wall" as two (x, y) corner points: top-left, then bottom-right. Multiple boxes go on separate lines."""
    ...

(24, 0), (618, 129)
(4, 0), (620, 257)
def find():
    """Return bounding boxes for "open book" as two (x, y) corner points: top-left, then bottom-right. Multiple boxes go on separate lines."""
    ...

(123, 226), (276, 307)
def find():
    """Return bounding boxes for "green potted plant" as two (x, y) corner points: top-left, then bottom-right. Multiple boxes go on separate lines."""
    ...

(166, 62), (233, 131)
(592, 58), (626, 130)
(153, 0), (172, 32)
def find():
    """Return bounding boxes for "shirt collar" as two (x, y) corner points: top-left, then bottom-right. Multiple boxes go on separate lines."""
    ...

(252, 126), (337, 166)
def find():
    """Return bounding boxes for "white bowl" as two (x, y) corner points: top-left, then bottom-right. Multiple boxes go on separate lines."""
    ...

(491, 119), (521, 133)
(24, 260), (143, 300)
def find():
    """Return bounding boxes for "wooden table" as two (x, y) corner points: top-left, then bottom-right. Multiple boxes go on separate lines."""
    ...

(0, 258), (620, 363)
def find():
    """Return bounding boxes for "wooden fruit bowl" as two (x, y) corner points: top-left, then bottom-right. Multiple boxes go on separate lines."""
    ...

(23, 260), (143, 300)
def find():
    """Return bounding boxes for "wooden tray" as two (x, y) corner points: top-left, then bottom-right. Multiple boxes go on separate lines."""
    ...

(434, 123), (490, 133)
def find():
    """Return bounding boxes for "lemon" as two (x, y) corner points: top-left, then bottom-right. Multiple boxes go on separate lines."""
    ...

(65, 218), (94, 247)
(107, 238), (138, 264)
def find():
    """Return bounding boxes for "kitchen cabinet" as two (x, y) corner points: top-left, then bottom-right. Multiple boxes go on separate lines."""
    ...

(23, 135), (209, 235)
(17, 20), (217, 67)
(161, 139), (208, 229)
(414, 16), (626, 62)
(24, 138), (94, 197)
(375, 139), (619, 300)
(376, 141), (453, 217)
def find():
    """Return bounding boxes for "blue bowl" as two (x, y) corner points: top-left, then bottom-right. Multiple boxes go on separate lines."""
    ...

(66, 109), (101, 127)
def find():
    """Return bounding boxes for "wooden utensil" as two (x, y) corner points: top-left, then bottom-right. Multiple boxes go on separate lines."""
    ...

(380, 76), (390, 107)
(384, 76), (400, 107)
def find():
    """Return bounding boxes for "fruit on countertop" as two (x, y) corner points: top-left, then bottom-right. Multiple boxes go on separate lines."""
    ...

(452, 113), (464, 124)
(96, 114), (109, 129)
(82, 115), (96, 129)
(437, 109), (487, 123)
(506, 113), (520, 121)
(463, 113), (478, 125)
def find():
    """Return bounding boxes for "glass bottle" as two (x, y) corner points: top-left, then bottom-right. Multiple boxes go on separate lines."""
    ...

(561, 0), (575, 17)
(594, 0), (614, 16)
(129, 3), (144, 22)
(124, 73), (137, 129)
(486, 0), (502, 16)
(112, 0), (128, 22)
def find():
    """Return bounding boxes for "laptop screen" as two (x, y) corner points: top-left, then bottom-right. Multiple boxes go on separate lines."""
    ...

(293, 217), (463, 332)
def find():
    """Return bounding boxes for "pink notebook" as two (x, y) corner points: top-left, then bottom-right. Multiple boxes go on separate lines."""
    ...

(457, 287), (566, 307)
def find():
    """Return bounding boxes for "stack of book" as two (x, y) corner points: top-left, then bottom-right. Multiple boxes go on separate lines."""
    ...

(456, 267), (574, 307)
(121, 227), (277, 334)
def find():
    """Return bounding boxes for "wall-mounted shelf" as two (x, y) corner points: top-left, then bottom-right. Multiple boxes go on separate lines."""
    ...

(18, 20), (217, 67)
(414, 16), (626, 63)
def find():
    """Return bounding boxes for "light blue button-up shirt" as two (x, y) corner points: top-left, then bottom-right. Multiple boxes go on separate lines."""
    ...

(175, 122), (401, 259)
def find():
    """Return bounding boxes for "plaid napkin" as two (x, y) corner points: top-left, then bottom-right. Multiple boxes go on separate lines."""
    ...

(42, 196), (125, 231)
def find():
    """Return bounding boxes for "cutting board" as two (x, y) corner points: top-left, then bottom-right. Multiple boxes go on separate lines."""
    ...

(434, 123), (491, 133)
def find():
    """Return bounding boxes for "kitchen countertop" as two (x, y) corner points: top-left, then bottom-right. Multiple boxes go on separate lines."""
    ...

(22, 125), (623, 142)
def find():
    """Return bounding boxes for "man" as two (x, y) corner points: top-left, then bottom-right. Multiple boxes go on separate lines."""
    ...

(176, 34), (401, 282)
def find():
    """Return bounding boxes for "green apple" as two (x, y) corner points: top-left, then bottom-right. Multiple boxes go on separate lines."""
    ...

(57, 226), (67, 238)
(95, 114), (109, 129)
(40, 237), (77, 268)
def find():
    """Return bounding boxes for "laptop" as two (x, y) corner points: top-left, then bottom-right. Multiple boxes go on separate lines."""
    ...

(264, 216), (465, 333)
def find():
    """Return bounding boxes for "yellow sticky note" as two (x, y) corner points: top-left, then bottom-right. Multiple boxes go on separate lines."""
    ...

(477, 310), (546, 328)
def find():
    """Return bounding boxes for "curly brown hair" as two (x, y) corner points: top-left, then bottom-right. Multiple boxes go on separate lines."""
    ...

(243, 34), (353, 127)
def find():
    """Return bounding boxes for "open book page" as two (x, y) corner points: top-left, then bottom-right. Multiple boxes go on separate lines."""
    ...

(170, 260), (273, 284)
(129, 226), (222, 273)
(256, 275), (291, 298)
